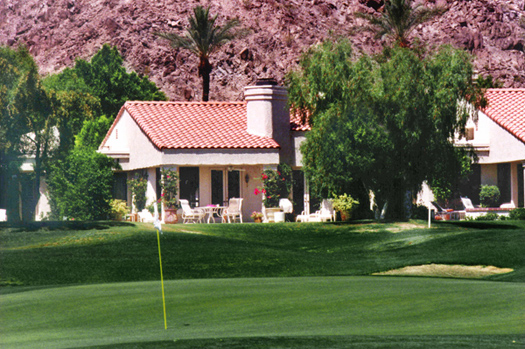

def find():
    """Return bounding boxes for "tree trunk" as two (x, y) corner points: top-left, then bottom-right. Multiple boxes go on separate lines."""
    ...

(198, 58), (213, 102)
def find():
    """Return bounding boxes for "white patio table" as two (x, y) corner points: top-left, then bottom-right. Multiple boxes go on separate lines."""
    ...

(197, 205), (226, 223)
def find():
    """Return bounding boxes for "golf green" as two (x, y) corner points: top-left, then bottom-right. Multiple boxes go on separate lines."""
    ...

(2, 276), (523, 348)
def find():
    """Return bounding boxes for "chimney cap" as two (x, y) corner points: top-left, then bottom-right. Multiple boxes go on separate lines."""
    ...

(255, 78), (278, 86)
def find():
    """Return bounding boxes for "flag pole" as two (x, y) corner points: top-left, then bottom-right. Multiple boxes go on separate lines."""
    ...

(154, 202), (167, 330)
(157, 228), (167, 330)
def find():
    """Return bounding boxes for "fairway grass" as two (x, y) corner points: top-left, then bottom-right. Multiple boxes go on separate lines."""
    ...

(2, 277), (524, 348)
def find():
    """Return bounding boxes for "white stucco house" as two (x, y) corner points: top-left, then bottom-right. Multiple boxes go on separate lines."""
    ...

(455, 88), (525, 209)
(98, 81), (311, 221)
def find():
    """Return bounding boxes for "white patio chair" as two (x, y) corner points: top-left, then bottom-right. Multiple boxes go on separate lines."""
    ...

(222, 198), (243, 223)
(309, 199), (335, 222)
(138, 209), (154, 223)
(295, 210), (310, 222)
(180, 199), (205, 223)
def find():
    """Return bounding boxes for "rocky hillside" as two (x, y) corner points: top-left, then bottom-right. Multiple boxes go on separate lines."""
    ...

(1, 0), (524, 102)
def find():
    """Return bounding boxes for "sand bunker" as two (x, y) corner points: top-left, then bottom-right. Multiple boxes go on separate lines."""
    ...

(373, 264), (513, 279)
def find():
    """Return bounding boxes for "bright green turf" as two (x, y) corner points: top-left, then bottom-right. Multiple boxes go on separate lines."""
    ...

(2, 277), (524, 348)
(1, 220), (524, 290)
(1, 220), (524, 348)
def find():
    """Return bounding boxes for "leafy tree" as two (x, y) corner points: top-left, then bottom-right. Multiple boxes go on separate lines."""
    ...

(47, 148), (120, 220)
(74, 115), (113, 150)
(73, 44), (167, 117)
(0, 46), (55, 221)
(155, 6), (245, 101)
(355, 0), (446, 48)
(287, 39), (483, 220)
(43, 69), (101, 157)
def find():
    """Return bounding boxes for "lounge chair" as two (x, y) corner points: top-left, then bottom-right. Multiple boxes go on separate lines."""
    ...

(180, 199), (205, 223)
(309, 199), (335, 222)
(138, 209), (154, 223)
(222, 198), (243, 223)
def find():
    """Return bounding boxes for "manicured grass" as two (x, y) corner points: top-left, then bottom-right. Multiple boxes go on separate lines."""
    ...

(1, 220), (524, 348)
(1, 220), (524, 289)
(1, 277), (524, 348)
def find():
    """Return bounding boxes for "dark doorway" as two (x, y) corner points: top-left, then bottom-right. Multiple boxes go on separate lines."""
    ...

(180, 167), (199, 207)
(518, 163), (524, 208)
(292, 170), (304, 214)
(498, 163), (511, 205)
(459, 164), (481, 204)
(211, 170), (224, 205)
(228, 170), (240, 199)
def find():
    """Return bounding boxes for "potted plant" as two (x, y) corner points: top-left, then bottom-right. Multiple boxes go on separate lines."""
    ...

(160, 168), (179, 223)
(332, 193), (359, 221)
(251, 211), (263, 223)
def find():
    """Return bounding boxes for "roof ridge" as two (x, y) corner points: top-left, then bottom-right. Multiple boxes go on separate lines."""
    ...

(125, 100), (246, 105)
(485, 88), (525, 92)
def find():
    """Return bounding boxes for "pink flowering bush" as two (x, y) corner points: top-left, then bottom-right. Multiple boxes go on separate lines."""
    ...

(255, 163), (292, 207)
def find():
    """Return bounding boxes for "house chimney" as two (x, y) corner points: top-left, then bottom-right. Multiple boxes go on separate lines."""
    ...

(244, 79), (289, 144)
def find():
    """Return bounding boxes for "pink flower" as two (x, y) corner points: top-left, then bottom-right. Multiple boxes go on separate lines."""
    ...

(262, 174), (268, 180)
(161, 193), (165, 197)
(262, 189), (266, 194)
(167, 175), (170, 179)
(254, 188), (260, 195)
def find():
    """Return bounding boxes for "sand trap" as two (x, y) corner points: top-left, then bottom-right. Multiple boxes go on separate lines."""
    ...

(372, 264), (513, 279)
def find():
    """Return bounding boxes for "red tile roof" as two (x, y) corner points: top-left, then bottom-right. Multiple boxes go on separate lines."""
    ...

(483, 89), (525, 144)
(110, 101), (282, 149)
(290, 110), (311, 132)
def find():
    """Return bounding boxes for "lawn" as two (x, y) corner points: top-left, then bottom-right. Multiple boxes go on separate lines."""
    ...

(1, 220), (524, 348)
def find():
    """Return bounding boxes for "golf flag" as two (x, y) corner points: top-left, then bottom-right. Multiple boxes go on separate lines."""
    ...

(154, 202), (162, 234)
(153, 202), (167, 330)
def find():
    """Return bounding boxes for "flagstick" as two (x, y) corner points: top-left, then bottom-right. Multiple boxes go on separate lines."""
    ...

(157, 229), (168, 330)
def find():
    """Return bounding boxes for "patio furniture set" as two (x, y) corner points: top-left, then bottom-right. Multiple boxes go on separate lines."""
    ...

(432, 197), (515, 221)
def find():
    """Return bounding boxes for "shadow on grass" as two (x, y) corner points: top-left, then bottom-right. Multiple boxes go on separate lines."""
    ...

(85, 335), (525, 349)
(445, 221), (522, 230)
(0, 220), (135, 232)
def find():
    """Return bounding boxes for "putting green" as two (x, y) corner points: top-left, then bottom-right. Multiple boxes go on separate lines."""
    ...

(1, 276), (524, 348)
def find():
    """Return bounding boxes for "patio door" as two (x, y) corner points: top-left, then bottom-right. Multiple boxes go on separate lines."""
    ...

(228, 170), (240, 199)
(180, 167), (199, 207)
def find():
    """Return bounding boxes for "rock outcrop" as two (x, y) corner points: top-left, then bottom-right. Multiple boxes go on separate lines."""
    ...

(1, 0), (523, 101)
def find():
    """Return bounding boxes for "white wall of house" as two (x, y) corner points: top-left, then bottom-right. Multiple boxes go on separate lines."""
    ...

(293, 132), (307, 168)
(458, 111), (525, 164)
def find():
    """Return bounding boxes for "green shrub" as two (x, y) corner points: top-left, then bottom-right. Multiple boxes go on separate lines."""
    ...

(47, 148), (119, 220)
(110, 199), (129, 221)
(411, 205), (430, 220)
(509, 208), (525, 220)
(475, 212), (499, 221)
(479, 185), (500, 207)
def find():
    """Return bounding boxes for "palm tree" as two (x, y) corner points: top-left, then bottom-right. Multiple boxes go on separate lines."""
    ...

(355, 0), (446, 48)
(155, 6), (244, 101)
